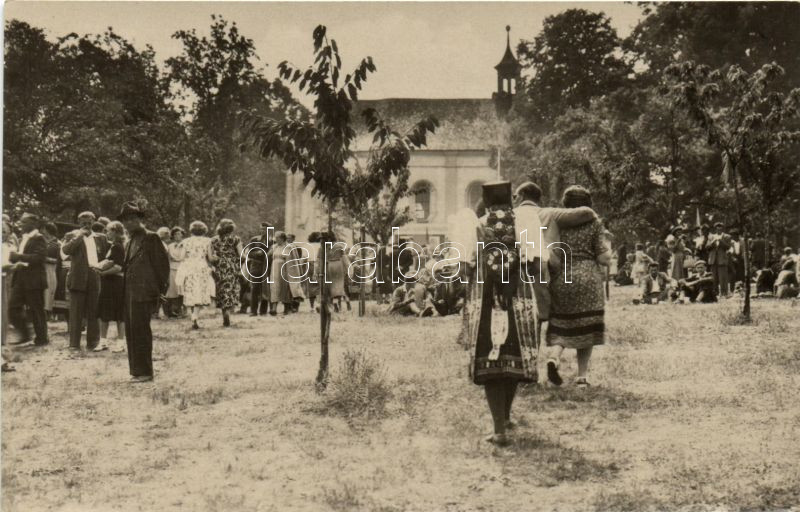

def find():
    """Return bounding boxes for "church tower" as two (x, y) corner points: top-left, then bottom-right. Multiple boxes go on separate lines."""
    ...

(492, 25), (521, 117)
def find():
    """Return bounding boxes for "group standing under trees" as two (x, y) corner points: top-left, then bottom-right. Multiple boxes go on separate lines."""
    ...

(241, 25), (438, 387)
(502, 4), (800, 321)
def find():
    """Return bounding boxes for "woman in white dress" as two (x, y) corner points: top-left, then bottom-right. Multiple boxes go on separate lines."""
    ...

(176, 221), (216, 329)
(165, 227), (186, 317)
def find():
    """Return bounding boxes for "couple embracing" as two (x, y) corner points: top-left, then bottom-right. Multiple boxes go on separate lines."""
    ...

(461, 180), (609, 446)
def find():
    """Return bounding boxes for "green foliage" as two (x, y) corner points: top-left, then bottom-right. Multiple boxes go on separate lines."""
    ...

(515, 9), (632, 127)
(627, 3), (800, 89)
(3, 21), (180, 220)
(3, 16), (301, 230)
(167, 15), (302, 231)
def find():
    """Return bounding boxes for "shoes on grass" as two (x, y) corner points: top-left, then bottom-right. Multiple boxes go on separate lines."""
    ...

(547, 359), (563, 387)
(484, 433), (510, 447)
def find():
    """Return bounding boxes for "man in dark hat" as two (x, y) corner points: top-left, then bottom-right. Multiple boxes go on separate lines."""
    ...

(61, 211), (109, 350)
(119, 202), (169, 383)
(8, 213), (49, 346)
(707, 222), (732, 297)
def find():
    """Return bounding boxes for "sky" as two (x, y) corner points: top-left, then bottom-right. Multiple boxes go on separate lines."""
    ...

(4, 1), (643, 106)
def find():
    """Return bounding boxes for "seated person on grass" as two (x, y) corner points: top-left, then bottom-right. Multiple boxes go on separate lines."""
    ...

(676, 260), (717, 303)
(387, 278), (434, 317)
(614, 253), (635, 286)
(638, 262), (672, 304)
(431, 263), (466, 316)
(774, 258), (799, 299)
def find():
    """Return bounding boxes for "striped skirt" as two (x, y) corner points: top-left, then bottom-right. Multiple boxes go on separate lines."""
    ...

(548, 259), (605, 349)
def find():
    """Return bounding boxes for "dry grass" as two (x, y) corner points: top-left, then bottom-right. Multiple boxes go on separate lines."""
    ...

(2, 287), (799, 511)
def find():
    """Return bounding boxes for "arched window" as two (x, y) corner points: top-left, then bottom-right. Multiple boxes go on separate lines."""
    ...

(411, 181), (432, 222)
(465, 180), (485, 209)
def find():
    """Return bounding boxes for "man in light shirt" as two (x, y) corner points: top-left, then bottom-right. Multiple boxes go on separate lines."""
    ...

(513, 181), (596, 386)
(62, 211), (109, 350)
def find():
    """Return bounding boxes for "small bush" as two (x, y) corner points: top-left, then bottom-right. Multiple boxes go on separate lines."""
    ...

(325, 349), (390, 419)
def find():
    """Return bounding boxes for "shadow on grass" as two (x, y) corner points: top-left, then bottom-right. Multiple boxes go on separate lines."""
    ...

(519, 384), (668, 412)
(503, 432), (622, 487)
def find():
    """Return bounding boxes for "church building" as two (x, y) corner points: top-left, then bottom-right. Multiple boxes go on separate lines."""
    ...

(283, 27), (521, 244)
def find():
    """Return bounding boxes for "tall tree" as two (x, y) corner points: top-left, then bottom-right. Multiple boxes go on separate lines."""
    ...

(515, 9), (632, 127)
(3, 20), (186, 223)
(167, 15), (302, 229)
(242, 25), (437, 388)
(628, 2), (800, 89)
(665, 61), (800, 320)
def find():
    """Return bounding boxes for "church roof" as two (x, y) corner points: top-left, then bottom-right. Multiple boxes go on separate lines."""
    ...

(351, 98), (503, 151)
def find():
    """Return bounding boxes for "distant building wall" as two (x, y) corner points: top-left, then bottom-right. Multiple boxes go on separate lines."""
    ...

(284, 149), (496, 244)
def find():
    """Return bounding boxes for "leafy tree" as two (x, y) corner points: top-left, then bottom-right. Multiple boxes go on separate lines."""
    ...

(242, 25), (437, 388)
(349, 166), (412, 245)
(665, 61), (800, 320)
(515, 9), (632, 127)
(3, 20), (186, 223)
(633, 86), (717, 225)
(628, 3), (800, 89)
(167, 15), (302, 229)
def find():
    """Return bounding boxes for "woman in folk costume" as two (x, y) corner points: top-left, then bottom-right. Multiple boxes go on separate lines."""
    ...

(176, 221), (216, 330)
(211, 219), (243, 327)
(547, 186), (611, 388)
(456, 181), (540, 447)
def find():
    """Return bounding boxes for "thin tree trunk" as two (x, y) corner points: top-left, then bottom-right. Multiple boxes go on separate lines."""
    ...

(730, 158), (751, 320)
(315, 202), (333, 390)
(359, 225), (366, 317)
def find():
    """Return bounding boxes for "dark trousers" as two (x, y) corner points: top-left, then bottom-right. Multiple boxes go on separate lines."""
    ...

(125, 295), (155, 377)
(68, 272), (100, 348)
(712, 265), (729, 296)
(249, 282), (269, 314)
(9, 285), (48, 344)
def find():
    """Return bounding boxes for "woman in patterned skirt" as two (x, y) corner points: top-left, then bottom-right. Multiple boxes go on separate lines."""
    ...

(176, 221), (216, 329)
(547, 186), (611, 388)
(211, 219), (242, 327)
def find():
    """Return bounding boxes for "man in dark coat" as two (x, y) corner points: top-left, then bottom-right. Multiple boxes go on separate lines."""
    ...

(707, 222), (732, 297)
(8, 213), (49, 346)
(119, 202), (169, 382)
(61, 211), (109, 350)
(247, 222), (272, 316)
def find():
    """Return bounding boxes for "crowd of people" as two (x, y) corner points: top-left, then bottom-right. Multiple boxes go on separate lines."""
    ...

(612, 223), (800, 304)
(1, 180), (796, 445)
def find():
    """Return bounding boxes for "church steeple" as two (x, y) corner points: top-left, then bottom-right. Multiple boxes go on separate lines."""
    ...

(493, 25), (521, 116)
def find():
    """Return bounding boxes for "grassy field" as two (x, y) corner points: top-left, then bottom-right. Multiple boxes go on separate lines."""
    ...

(2, 287), (799, 512)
